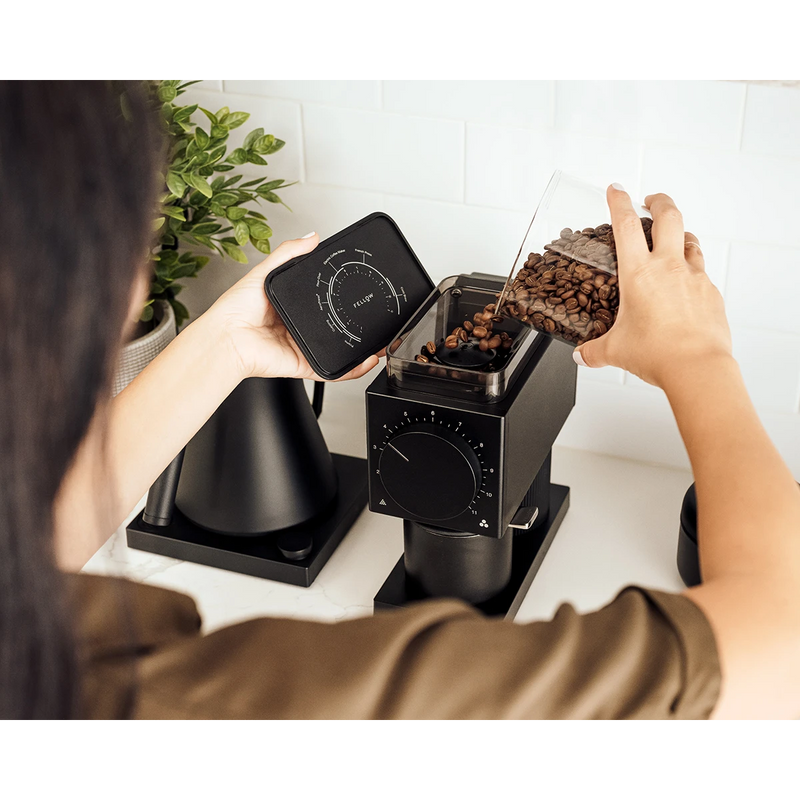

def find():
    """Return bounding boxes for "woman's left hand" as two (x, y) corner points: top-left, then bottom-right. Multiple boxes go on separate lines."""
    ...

(203, 232), (381, 382)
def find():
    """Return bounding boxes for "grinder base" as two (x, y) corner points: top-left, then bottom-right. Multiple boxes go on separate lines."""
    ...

(374, 483), (570, 620)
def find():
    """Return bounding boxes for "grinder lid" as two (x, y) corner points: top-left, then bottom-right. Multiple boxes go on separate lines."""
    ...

(264, 213), (434, 380)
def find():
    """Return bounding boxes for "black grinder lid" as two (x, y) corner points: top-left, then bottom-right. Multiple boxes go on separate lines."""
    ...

(264, 213), (435, 380)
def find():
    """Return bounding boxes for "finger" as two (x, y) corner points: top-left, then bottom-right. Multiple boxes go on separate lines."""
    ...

(249, 232), (319, 281)
(328, 355), (381, 383)
(683, 231), (705, 273)
(573, 334), (611, 370)
(607, 184), (650, 268)
(643, 193), (685, 257)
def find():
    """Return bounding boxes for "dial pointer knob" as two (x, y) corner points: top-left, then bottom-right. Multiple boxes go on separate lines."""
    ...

(378, 423), (481, 520)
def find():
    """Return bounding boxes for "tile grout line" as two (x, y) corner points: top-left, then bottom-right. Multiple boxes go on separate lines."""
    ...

(299, 103), (308, 184)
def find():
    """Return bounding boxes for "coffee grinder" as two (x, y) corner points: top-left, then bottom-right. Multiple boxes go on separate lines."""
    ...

(367, 273), (577, 619)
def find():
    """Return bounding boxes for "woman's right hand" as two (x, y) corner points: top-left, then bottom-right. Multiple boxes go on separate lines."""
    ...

(573, 185), (732, 389)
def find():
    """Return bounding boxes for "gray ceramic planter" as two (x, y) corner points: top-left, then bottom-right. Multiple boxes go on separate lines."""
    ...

(114, 300), (177, 396)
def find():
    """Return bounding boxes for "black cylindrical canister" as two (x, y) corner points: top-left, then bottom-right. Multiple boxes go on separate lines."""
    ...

(403, 520), (513, 604)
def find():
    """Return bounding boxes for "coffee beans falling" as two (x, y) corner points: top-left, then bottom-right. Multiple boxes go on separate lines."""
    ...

(499, 217), (653, 346)
(417, 300), (517, 372)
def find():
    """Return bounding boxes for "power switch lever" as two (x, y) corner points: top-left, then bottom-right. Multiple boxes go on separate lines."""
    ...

(508, 506), (539, 530)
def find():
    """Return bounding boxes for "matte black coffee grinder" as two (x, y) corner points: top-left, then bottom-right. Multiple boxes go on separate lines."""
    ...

(367, 273), (577, 618)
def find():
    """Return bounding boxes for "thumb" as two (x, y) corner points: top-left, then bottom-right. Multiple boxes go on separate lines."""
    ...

(250, 231), (320, 281)
(573, 335), (611, 369)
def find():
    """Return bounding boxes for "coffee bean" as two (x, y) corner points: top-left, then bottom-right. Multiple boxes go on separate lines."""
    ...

(458, 328), (468, 343)
(479, 338), (490, 352)
(464, 320), (474, 332)
(473, 326), (488, 339)
(445, 336), (459, 349)
(487, 335), (502, 349)
(416, 354), (429, 363)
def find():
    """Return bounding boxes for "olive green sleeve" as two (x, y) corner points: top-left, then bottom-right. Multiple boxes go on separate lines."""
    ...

(71, 575), (720, 719)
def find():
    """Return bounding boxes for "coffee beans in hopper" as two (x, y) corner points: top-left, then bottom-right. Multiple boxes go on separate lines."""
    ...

(497, 217), (653, 346)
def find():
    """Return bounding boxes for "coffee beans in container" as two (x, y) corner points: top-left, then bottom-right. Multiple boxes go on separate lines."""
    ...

(497, 217), (653, 347)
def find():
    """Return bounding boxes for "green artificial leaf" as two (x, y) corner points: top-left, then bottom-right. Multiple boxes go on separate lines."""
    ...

(191, 222), (222, 235)
(247, 220), (273, 240)
(171, 262), (198, 279)
(247, 210), (267, 220)
(157, 84), (177, 103)
(186, 173), (213, 198)
(211, 176), (226, 191)
(226, 207), (247, 220)
(140, 303), (155, 323)
(210, 124), (228, 139)
(158, 249), (179, 266)
(162, 206), (185, 221)
(254, 135), (285, 155)
(166, 171), (186, 198)
(259, 179), (286, 191)
(216, 106), (230, 123)
(225, 111), (249, 129)
(226, 148), (248, 166)
(247, 153), (268, 166)
(209, 202), (224, 216)
(173, 104), (198, 122)
(153, 217), (165, 230)
(222, 175), (243, 188)
(212, 191), (238, 207)
(239, 177), (267, 188)
(195, 256), (210, 270)
(195, 127), (210, 149)
(161, 233), (176, 247)
(160, 103), (174, 122)
(256, 187), (282, 203)
(214, 164), (234, 172)
(172, 300), (190, 326)
(194, 152), (210, 167)
(200, 108), (218, 125)
(199, 166), (214, 177)
(221, 241), (249, 263)
(207, 145), (226, 164)
(243, 127), (265, 150)
(253, 238), (271, 255)
(233, 220), (250, 246)
(178, 121), (193, 133)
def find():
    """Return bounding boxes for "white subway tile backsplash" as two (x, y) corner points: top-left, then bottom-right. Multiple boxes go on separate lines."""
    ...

(641, 145), (800, 245)
(197, 80), (223, 92)
(726, 242), (800, 333)
(556, 81), (745, 150)
(303, 105), (464, 202)
(380, 195), (529, 285)
(731, 327), (800, 413)
(742, 83), (800, 159)
(175, 80), (800, 471)
(384, 81), (554, 128)
(556, 381), (690, 470)
(466, 124), (641, 212)
(223, 80), (381, 110)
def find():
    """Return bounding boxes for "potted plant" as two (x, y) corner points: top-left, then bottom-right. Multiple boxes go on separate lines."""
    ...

(114, 79), (292, 395)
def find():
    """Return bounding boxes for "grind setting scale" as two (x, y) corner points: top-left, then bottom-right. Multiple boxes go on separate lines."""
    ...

(265, 213), (434, 379)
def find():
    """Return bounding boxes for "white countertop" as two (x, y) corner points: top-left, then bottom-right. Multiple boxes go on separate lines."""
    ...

(83, 369), (693, 632)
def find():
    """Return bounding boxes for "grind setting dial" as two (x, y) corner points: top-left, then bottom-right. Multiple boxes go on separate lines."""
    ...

(378, 422), (482, 520)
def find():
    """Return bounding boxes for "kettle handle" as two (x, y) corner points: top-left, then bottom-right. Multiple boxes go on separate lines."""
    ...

(141, 382), (325, 528)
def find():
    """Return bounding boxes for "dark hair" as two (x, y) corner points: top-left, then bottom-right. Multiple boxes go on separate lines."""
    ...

(0, 81), (165, 718)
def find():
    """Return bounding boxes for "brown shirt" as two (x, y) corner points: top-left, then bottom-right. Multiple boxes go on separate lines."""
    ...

(69, 573), (721, 719)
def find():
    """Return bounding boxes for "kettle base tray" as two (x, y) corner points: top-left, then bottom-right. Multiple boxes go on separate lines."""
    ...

(127, 453), (367, 587)
(374, 484), (569, 620)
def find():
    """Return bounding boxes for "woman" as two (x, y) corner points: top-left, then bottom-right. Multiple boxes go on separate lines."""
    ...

(2, 82), (798, 720)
